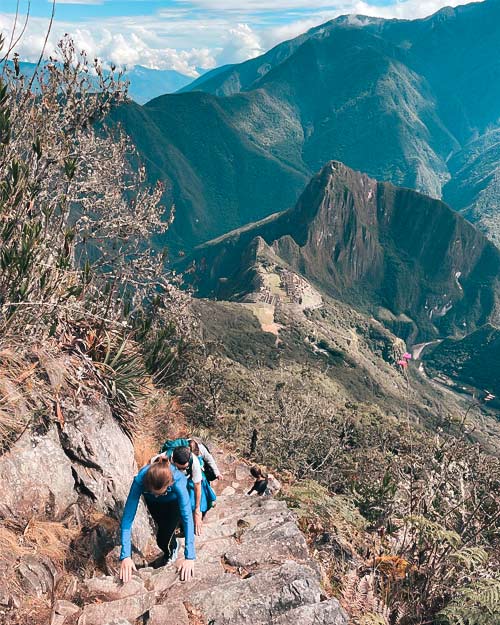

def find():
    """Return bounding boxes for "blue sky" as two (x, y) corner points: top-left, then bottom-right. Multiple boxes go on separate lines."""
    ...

(0, 0), (481, 76)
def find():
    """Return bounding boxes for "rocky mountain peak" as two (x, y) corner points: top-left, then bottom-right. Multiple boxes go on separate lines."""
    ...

(188, 161), (500, 343)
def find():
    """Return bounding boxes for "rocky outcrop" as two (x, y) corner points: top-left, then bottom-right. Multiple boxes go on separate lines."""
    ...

(0, 425), (77, 523)
(71, 453), (348, 625)
(0, 395), (156, 618)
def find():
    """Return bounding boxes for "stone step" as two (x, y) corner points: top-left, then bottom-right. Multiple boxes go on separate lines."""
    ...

(185, 561), (322, 625)
(77, 590), (155, 625)
(271, 598), (348, 625)
(147, 603), (189, 625)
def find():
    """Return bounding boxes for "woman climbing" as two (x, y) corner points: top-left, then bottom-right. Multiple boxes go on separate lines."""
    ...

(119, 455), (195, 583)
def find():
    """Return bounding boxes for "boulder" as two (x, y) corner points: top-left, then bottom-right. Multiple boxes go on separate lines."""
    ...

(60, 399), (154, 554)
(82, 575), (146, 601)
(77, 590), (155, 625)
(267, 474), (281, 495)
(147, 603), (189, 625)
(271, 598), (348, 625)
(50, 600), (80, 625)
(187, 561), (321, 625)
(0, 426), (76, 523)
(224, 520), (310, 568)
(18, 555), (58, 597)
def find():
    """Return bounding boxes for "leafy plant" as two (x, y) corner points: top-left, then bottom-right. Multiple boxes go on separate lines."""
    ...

(439, 577), (500, 625)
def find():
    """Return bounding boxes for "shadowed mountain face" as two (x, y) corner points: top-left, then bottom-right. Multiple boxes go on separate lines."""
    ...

(187, 162), (500, 343)
(116, 0), (500, 249)
(423, 324), (500, 401)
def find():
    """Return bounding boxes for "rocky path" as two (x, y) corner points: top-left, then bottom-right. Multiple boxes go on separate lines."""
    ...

(56, 451), (348, 625)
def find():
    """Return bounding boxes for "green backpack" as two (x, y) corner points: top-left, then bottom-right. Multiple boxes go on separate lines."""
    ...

(160, 437), (190, 457)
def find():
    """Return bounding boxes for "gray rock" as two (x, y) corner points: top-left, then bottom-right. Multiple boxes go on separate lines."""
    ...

(50, 600), (80, 625)
(148, 603), (189, 625)
(0, 426), (76, 523)
(83, 575), (145, 601)
(144, 566), (178, 594)
(224, 520), (310, 568)
(271, 598), (349, 625)
(61, 399), (154, 554)
(267, 474), (282, 495)
(235, 465), (250, 482)
(18, 555), (58, 597)
(187, 561), (321, 625)
(77, 590), (155, 625)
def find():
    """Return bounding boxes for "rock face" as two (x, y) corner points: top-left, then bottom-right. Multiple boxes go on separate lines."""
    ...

(76, 453), (349, 625)
(0, 425), (77, 523)
(0, 394), (156, 615)
(188, 162), (500, 343)
(59, 399), (153, 552)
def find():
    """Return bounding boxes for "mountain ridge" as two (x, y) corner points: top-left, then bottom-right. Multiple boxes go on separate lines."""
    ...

(116, 0), (500, 249)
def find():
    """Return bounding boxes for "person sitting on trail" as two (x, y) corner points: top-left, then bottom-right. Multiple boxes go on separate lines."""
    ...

(188, 438), (223, 482)
(188, 440), (217, 518)
(119, 455), (195, 584)
(247, 465), (269, 496)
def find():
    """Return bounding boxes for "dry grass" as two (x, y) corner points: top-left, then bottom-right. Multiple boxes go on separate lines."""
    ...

(0, 344), (77, 452)
(133, 389), (188, 466)
(24, 520), (79, 567)
(0, 597), (52, 625)
(0, 525), (29, 563)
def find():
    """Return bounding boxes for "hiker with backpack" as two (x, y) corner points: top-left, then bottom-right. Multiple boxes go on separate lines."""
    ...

(188, 438), (223, 482)
(119, 455), (195, 583)
(170, 445), (204, 535)
(247, 465), (269, 496)
(156, 437), (223, 532)
(188, 440), (218, 518)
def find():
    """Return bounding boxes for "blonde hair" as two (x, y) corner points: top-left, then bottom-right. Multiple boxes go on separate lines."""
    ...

(143, 456), (173, 493)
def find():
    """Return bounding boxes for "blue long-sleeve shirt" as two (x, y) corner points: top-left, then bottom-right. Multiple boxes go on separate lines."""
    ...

(120, 463), (196, 561)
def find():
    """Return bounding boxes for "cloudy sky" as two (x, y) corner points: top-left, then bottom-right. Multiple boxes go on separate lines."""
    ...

(0, 0), (481, 76)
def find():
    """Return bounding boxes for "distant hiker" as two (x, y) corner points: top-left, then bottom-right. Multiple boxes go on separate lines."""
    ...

(188, 438), (223, 482)
(247, 465), (269, 496)
(119, 456), (195, 583)
(189, 440), (217, 518)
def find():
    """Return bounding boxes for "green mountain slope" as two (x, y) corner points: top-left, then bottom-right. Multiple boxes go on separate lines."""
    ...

(167, 0), (500, 246)
(112, 96), (307, 248)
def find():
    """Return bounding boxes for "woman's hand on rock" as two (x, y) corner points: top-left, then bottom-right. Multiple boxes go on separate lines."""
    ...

(179, 559), (195, 582)
(119, 557), (137, 584)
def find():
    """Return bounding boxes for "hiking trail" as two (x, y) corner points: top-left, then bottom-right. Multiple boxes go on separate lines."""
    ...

(61, 449), (348, 625)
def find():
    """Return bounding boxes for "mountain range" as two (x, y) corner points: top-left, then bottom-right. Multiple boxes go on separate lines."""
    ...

(11, 61), (193, 104)
(115, 0), (500, 250)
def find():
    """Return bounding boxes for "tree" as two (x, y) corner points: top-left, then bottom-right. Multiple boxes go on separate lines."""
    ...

(0, 35), (168, 340)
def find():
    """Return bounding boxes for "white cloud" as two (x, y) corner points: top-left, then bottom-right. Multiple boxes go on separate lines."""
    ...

(218, 23), (263, 65)
(0, 0), (484, 75)
(0, 13), (217, 75)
